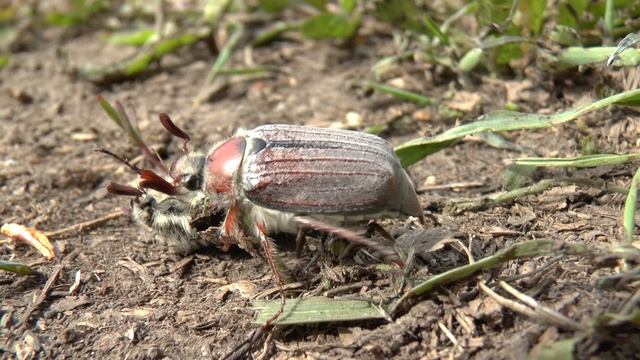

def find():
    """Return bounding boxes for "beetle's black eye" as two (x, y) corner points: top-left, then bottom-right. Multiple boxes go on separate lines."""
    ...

(182, 174), (201, 191)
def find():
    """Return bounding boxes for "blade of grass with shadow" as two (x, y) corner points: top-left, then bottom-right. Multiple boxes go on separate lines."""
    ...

(252, 296), (387, 325)
(78, 29), (211, 85)
(390, 239), (590, 317)
(395, 88), (640, 167)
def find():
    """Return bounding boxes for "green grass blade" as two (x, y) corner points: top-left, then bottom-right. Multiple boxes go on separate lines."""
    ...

(512, 153), (640, 168)
(395, 88), (640, 167)
(623, 167), (640, 244)
(252, 296), (387, 325)
(0, 54), (10, 70)
(252, 21), (299, 46)
(390, 239), (557, 316)
(206, 24), (244, 84)
(367, 82), (434, 105)
(560, 46), (640, 68)
(217, 67), (271, 76)
(604, 0), (615, 35)
(529, 337), (581, 360)
(0, 260), (37, 276)
(108, 28), (155, 46)
(97, 95), (125, 130)
(423, 15), (448, 45)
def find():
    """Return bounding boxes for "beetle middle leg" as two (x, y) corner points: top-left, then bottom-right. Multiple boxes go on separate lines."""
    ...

(338, 220), (397, 262)
(294, 227), (307, 258)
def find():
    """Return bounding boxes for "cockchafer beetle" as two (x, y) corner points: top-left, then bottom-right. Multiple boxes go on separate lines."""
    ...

(100, 108), (423, 325)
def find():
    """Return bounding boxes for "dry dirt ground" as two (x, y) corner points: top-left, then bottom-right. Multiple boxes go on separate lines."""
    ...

(1, 27), (640, 359)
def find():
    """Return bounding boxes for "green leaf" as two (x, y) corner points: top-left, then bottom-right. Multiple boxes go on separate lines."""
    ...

(304, 0), (327, 10)
(339, 0), (358, 13)
(368, 82), (434, 105)
(423, 15), (449, 45)
(559, 47), (640, 69)
(206, 24), (244, 84)
(203, 0), (232, 23)
(391, 239), (562, 316)
(394, 88), (640, 167)
(493, 42), (523, 65)
(623, 167), (640, 243)
(592, 307), (640, 328)
(300, 13), (360, 39)
(44, 0), (108, 27)
(108, 28), (155, 46)
(0, 54), (9, 69)
(0, 260), (37, 276)
(252, 296), (386, 325)
(512, 153), (640, 168)
(79, 30), (210, 85)
(252, 21), (298, 46)
(259, 0), (291, 13)
(604, 0), (615, 34)
(517, 0), (547, 35)
(458, 48), (483, 72)
(503, 164), (536, 191)
(529, 337), (580, 360)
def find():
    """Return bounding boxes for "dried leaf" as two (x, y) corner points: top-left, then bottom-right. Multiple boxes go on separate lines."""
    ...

(2, 223), (55, 260)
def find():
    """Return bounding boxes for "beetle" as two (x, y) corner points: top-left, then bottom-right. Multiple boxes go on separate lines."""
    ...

(101, 109), (423, 324)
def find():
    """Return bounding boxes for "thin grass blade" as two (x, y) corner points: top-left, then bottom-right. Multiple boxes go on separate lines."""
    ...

(623, 167), (640, 244)
(512, 153), (640, 168)
(395, 88), (640, 167)
(367, 82), (434, 105)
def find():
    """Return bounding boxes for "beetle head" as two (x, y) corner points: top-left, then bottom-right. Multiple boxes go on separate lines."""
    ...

(100, 113), (204, 200)
(169, 152), (206, 192)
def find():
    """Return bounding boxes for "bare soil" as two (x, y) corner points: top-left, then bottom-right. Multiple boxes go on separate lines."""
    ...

(1, 27), (639, 359)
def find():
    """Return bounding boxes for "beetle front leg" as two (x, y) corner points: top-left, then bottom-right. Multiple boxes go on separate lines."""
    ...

(220, 204), (241, 253)
(256, 223), (286, 328)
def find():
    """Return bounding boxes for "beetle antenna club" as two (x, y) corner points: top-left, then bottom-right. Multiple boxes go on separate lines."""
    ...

(96, 147), (177, 196)
(159, 113), (190, 154)
(106, 182), (144, 197)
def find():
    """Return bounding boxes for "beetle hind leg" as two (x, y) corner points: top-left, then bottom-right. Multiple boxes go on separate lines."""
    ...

(366, 220), (395, 243)
(294, 217), (404, 267)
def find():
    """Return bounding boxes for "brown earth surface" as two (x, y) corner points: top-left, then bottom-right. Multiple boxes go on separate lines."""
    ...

(1, 25), (640, 359)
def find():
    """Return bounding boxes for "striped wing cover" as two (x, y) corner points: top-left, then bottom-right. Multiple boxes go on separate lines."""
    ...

(241, 124), (400, 215)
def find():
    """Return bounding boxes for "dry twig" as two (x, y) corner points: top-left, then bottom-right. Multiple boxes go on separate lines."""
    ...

(44, 210), (124, 240)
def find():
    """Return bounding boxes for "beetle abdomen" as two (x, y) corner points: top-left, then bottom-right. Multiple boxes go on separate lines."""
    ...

(241, 125), (421, 218)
